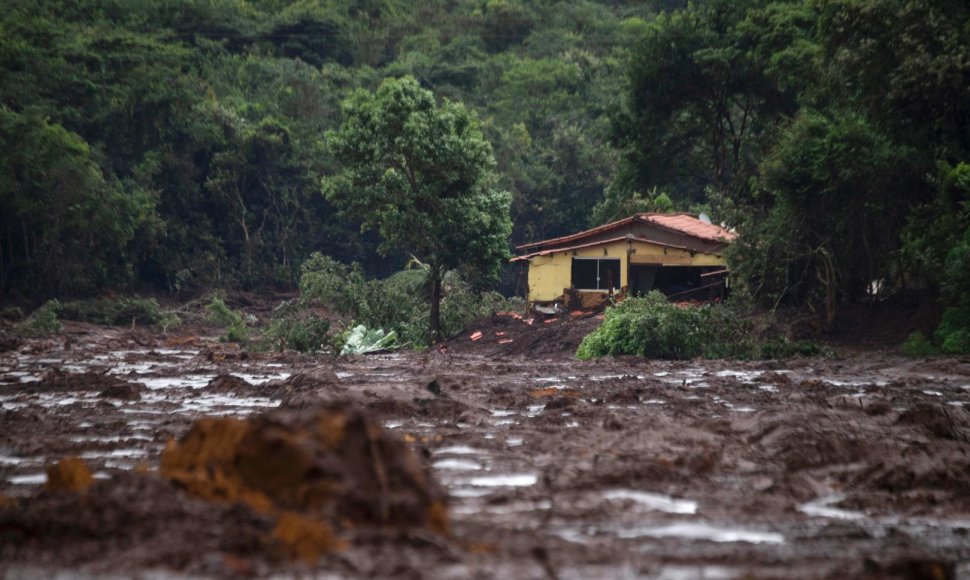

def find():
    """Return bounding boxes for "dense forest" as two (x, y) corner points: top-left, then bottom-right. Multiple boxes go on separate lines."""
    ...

(1, 0), (968, 348)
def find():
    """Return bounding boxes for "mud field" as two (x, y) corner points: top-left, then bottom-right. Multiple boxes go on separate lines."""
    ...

(2, 319), (970, 578)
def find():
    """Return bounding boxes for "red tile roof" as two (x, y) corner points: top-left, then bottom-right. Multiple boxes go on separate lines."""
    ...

(644, 213), (737, 243)
(516, 213), (735, 251)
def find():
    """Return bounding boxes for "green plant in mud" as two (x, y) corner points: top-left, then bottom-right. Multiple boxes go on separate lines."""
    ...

(16, 300), (62, 336)
(0, 305), (24, 321)
(901, 331), (940, 357)
(262, 300), (331, 353)
(206, 296), (248, 343)
(298, 252), (523, 349)
(577, 292), (714, 360)
(576, 292), (828, 361)
(58, 297), (170, 327)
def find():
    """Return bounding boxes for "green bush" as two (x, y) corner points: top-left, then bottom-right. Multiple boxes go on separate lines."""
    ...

(936, 306), (970, 354)
(297, 252), (521, 348)
(757, 337), (831, 359)
(930, 207), (970, 354)
(577, 292), (713, 360)
(901, 330), (940, 357)
(16, 300), (62, 336)
(206, 297), (248, 342)
(577, 292), (826, 361)
(299, 254), (369, 316)
(58, 297), (166, 326)
(263, 301), (332, 353)
(0, 306), (25, 321)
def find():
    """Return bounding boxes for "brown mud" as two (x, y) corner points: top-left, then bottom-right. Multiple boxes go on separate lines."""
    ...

(1, 320), (970, 578)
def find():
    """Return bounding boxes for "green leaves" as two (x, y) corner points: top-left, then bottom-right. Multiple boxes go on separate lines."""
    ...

(0, 107), (156, 294)
(577, 292), (828, 361)
(325, 77), (511, 340)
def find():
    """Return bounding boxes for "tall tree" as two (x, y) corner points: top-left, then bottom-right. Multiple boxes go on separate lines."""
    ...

(611, 0), (809, 210)
(325, 76), (512, 342)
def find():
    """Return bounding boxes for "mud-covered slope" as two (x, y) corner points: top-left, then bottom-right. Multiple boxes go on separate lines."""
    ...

(1, 323), (970, 577)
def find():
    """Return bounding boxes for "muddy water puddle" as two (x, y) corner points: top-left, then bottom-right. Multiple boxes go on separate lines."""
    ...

(2, 332), (970, 577)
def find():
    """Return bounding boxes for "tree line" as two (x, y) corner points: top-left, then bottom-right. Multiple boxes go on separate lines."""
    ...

(606, 0), (969, 348)
(1, 0), (968, 349)
(1, 0), (651, 298)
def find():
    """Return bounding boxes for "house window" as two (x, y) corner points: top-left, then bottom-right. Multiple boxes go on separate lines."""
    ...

(571, 258), (620, 291)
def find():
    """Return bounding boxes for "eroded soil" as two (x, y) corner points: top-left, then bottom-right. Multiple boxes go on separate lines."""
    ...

(2, 320), (970, 578)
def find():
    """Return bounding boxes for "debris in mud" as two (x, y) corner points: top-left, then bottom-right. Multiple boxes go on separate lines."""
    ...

(826, 394), (892, 415)
(898, 404), (970, 441)
(203, 346), (250, 362)
(529, 386), (581, 399)
(0, 471), (272, 570)
(161, 401), (449, 537)
(204, 374), (256, 394)
(263, 368), (340, 399)
(863, 556), (956, 580)
(443, 313), (601, 357)
(4, 321), (970, 577)
(0, 336), (22, 352)
(44, 458), (93, 493)
(425, 376), (445, 396)
(98, 383), (142, 400)
(27, 367), (143, 393)
(602, 414), (624, 431)
(270, 511), (344, 563)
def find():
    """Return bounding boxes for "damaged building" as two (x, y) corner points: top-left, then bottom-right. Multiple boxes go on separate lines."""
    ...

(512, 213), (736, 309)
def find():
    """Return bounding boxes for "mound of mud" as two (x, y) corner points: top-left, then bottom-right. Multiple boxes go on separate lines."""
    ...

(45, 458), (94, 493)
(746, 410), (890, 471)
(24, 367), (145, 395)
(203, 374), (256, 395)
(0, 471), (271, 572)
(161, 401), (449, 535)
(851, 454), (970, 497)
(1, 403), (450, 572)
(98, 383), (142, 400)
(897, 405), (970, 441)
(444, 314), (601, 358)
(262, 368), (342, 403)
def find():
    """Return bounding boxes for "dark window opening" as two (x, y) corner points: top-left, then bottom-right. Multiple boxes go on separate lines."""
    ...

(571, 258), (620, 290)
(653, 266), (726, 301)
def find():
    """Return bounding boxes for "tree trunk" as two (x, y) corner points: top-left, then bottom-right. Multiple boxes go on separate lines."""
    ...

(816, 247), (837, 331)
(429, 264), (442, 345)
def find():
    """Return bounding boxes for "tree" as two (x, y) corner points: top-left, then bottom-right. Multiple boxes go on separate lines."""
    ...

(325, 76), (512, 342)
(0, 107), (156, 297)
(613, 0), (809, 208)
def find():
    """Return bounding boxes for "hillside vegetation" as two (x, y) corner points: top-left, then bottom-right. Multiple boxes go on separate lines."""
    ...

(2, 0), (968, 350)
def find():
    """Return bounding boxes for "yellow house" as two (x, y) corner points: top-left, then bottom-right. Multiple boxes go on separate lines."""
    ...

(512, 213), (736, 306)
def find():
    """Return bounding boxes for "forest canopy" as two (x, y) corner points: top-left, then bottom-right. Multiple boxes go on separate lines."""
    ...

(0, 0), (640, 298)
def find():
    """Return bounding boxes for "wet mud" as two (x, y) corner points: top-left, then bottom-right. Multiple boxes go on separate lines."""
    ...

(1, 321), (970, 578)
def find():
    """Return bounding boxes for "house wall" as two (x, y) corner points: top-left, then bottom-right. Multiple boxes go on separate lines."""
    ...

(526, 239), (728, 302)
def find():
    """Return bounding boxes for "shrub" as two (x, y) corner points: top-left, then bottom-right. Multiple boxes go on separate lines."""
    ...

(0, 306), (25, 321)
(16, 300), (62, 336)
(297, 252), (520, 348)
(263, 301), (331, 353)
(932, 214), (970, 354)
(901, 331), (940, 357)
(577, 292), (712, 360)
(577, 292), (827, 361)
(935, 306), (970, 354)
(206, 297), (248, 342)
(58, 297), (166, 326)
(299, 254), (368, 316)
